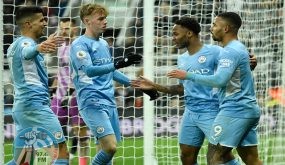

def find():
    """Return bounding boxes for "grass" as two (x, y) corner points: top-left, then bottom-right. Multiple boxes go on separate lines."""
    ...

(4, 135), (285, 165)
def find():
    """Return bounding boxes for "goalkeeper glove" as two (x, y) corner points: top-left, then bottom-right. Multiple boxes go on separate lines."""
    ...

(141, 89), (159, 101)
(114, 53), (142, 69)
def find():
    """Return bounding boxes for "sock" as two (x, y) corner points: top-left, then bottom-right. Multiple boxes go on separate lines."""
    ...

(79, 157), (88, 165)
(92, 150), (113, 165)
(54, 159), (69, 165)
(5, 160), (17, 165)
(224, 158), (240, 165)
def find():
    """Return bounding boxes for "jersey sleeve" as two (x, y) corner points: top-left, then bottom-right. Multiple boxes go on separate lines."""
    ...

(113, 70), (130, 86)
(186, 49), (239, 87)
(70, 43), (115, 77)
(20, 39), (39, 60)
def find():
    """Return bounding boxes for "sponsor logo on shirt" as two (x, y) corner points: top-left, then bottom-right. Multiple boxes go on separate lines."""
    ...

(189, 68), (210, 74)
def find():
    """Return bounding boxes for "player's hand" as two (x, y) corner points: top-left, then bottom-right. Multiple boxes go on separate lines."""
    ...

(114, 53), (142, 69)
(249, 54), (257, 70)
(47, 32), (65, 47)
(131, 76), (156, 90)
(141, 89), (159, 101)
(37, 33), (64, 54)
(167, 69), (187, 80)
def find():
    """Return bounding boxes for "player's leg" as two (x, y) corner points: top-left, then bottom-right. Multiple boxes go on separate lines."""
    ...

(79, 104), (120, 165)
(9, 102), (69, 164)
(51, 97), (69, 138)
(207, 115), (247, 165)
(69, 96), (90, 164)
(237, 146), (262, 165)
(39, 105), (69, 164)
(207, 143), (236, 165)
(179, 109), (206, 165)
(78, 126), (90, 164)
(236, 117), (262, 165)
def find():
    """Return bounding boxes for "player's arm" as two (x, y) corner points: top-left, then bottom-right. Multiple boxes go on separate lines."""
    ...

(113, 70), (131, 86)
(70, 44), (116, 77)
(249, 54), (257, 70)
(168, 52), (236, 87)
(22, 33), (64, 59)
(131, 76), (184, 95)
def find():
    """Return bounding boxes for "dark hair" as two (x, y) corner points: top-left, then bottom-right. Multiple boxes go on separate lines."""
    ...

(15, 6), (44, 25)
(174, 17), (201, 35)
(60, 17), (77, 25)
(217, 12), (242, 33)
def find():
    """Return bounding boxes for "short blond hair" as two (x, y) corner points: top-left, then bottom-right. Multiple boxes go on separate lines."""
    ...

(80, 3), (109, 22)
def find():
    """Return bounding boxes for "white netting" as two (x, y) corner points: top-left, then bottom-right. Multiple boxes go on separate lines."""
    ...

(2, 0), (285, 164)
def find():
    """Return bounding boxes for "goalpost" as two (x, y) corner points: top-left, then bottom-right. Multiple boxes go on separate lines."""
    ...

(2, 0), (285, 165)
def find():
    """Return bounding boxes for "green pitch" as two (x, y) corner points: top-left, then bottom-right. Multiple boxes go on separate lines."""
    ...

(4, 136), (285, 165)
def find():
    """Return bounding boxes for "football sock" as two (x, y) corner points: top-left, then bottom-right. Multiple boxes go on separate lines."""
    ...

(54, 159), (69, 165)
(92, 150), (113, 165)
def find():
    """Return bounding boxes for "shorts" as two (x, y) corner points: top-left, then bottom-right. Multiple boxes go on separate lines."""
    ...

(12, 101), (66, 144)
(79, 104), (121, 143)
(51, 96), (85, 126)
(209, 115), (260, 148)
(179, 108), (217, 147)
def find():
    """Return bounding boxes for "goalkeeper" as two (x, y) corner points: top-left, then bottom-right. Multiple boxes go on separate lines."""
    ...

(50, 18), (89, 165)
(69, 3), (158, 165)
(132, 16), (258, 165)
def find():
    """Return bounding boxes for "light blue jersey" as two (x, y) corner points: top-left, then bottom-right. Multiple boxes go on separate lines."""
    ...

(70, 35), (130, 110)
(178, 44), (222, 147)
(7, 36), (65, 144)
(187, 40), (260, 118)
(178, 44), (221, 114)
(7, 36), (50, 108)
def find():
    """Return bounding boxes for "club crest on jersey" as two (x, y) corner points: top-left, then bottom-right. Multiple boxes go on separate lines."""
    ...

(21, 41), (31, 47)
(96, 126), (105, 134)
(76, 51), (87, 59)
(54, 131), (63, 139)
(198, 55), (206, 63)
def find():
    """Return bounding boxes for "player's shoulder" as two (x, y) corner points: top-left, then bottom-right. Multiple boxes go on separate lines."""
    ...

(226, 40), (248, 56)
(99, 37), (109, 45)
(17, 36), (36, 48)
(204, 44), (222, 52)
(72, 35), (86, 45)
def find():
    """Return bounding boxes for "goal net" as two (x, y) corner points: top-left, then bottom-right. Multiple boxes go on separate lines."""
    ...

(2, 0), (285, 165)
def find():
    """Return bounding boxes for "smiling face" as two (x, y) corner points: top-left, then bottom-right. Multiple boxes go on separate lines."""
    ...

(25, 13), (47, 39)
(172, 24), (190, 49)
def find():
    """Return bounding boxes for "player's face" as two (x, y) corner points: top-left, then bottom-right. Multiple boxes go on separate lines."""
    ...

(86, 12), (107, 35)
(29, 13), (47, 38)
(210, 16), (226, 42)
(172, 24), (189, 49)
(59, 21), (76, 39)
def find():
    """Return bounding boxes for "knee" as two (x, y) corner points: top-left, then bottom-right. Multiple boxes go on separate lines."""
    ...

(103, 143), (117, 155)
(241, 156), (262, 165)
(179, 144), (198, 164)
